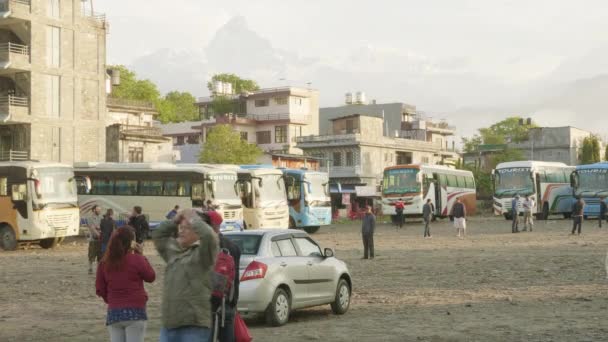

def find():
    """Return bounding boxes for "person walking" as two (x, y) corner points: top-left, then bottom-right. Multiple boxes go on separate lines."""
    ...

(198, 210), (241, 342)
(153, 208), (219, 341)
(422, 199), (433, 238)
(451, 197), (467, 239)
(599, 197), (607, 228)
(165, 205), (180, 220)
(128, 206), (149, 245)
(522, 195), (535, 232)
(511, 195), (520, 233)
(572, 197), (585, 235)
(88, 205), (103, 274)
(96, 227), (156, 342)
(361, 206), (376, 259)
(394, 199), (405, 229)
(100, 209), (117, 255)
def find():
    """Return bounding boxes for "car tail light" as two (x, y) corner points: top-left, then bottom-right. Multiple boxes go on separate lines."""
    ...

(241, 261), (268, 282)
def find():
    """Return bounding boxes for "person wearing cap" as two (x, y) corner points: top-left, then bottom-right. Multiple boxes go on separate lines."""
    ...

(511, 194), (520, 233)
(197, 210), (241, 342)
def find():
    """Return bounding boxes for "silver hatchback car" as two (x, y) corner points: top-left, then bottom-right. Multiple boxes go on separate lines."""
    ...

(224, 229), (352, 326)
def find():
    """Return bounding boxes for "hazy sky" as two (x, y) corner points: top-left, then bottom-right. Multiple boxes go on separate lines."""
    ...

(95, 0), (608, 136)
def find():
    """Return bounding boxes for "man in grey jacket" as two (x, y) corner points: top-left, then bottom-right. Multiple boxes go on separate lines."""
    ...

(153, 208), (219, 342)
(361, 206), (375, 259)
(423, 199), (434, 238)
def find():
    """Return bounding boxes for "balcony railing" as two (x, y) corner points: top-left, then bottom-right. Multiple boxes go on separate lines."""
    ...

(0, 95), (28, 107)
(296, 133), (360, 144)
(0, 149), (28, 161)
(245, 113), (311, 123)
(118, 125), (163, 138)
(0, 42), (29, 56)
(107, 97), (156, 110)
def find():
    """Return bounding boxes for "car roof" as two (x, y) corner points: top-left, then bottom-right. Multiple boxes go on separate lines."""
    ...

(223, 229), (305, 237)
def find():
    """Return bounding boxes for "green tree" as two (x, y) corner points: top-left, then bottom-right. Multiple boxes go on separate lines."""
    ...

(462, 117), (537, 152)
(605, 142), (608, 161)
(108, 65), (160, 102)
(199, 125), (262, 164)
(211, 95), (236, 116)
(157, 91), (198, 123)
(207, 73), (260, 94)
(580, 136), (601, 164)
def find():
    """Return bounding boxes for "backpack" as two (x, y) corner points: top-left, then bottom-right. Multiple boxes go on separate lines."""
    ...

(211, 248), (236, 300)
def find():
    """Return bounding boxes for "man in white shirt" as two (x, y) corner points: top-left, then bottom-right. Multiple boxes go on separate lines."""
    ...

(523, 195), (535, 232)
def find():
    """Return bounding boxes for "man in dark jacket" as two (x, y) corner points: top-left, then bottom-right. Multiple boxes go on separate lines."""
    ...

(422, 199), (433, 238)
(511, 195), (520, 233)
(129, 206), (149, 244)
(99, 208), (116, 254)
(572, 197), (585, 235)
(198, 210), (241, 342)
(361, 206), (376, 259)
(599, 197), (607, 228)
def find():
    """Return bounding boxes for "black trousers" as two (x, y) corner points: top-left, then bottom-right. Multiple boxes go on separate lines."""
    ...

(362, 233), (374, 259)
(511, 210), (519, 233)
(424, 218), (431, 237)
(599, 213), (606, 227)
(395, 213), (404, 228)
(572, 216), (582, 234)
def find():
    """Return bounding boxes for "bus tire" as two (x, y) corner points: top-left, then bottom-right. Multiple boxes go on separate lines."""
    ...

(0, 225), (17, 251)
(303, 226), (320, 234)
(289, 217), (296, 229)
(542, 203), (549, 220)
(39, 238), (59, 249)
(563, 213), (572, 219)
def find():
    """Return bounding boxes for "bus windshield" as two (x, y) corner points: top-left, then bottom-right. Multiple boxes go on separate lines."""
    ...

(576, 169), (608, 195)
(35, 167), (78, 206)
(383, 168), (420, 194)
(304, 173), (329, 202)
(494, 167), (534, 197)
(210, 173), (239, 203)
(256, 174), (287, 207)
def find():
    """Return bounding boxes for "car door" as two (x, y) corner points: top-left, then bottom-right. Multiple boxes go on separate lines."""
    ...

(293, 236), (336, 302)
(272, 237), (310, 307)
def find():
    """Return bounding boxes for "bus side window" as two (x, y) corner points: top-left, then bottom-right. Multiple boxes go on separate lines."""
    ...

(465, 176), (475, 189)
(92, 178), (114, 195)
(115, 180), (138, 196)
(0, 177), (7, 196)
(439, 174), (447, 187)
(164, 181), (178, 196)
(447, 175), (457, 187)
(456, 176), (466, 188)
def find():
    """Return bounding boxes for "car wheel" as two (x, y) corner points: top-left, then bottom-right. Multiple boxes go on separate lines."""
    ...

(265, 288), (290, 326)
(303, 226), (320, 234)
(39, 238), (59, 249)
(330, 278), (351, 315)
(0, 225), (17, 251)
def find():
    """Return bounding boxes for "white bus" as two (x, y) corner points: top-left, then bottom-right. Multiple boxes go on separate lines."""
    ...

(0, 161), (83, 250)
(237, 166), (289, 229)
(381, 164), (477, 218)
(74, 162), (244, 231)
(492, 161), (574, 220)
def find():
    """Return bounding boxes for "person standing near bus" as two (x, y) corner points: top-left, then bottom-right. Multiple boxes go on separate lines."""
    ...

(572, 197), (585, 235)
(129, 206), (150, 245)
(511, 195), (520, 233)
(100, 209), (117, 255)
(451, 197), (467, 239)
(522, 195), (535, 232)
(394, 199), (405, 229)
(166, 205), (180, 220)
(599, 197), (607, 228)
(362, 206), (376, 259)
(422, 199), (433, 238)
(88, 205), (103, 274)
(96, 226), (156, 342)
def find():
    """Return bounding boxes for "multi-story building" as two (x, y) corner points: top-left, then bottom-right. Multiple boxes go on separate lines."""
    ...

(194, 86), (319, 155)
(159, 120), (203, 163)
(106, 97), (174, 163)
(0, 0), (107, 162)
(296, 114), (459, 189)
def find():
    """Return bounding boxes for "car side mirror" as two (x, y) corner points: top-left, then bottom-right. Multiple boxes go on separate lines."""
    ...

(324, 247), (334, 258)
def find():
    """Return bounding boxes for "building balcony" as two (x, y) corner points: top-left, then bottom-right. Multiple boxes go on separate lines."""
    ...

(0, 94), (28, 121)
(82, 11), (107, 29)
(328, 165), (364, 178)
(0, 148), (28, 161)
(201, 113), (311, 127)
(296, 133), (361, 146)
(246, 113), (311, 124)
(116, 124), (169, 143)
(401, 120), (455, 135)
(0, 42), (29, 72)
(0, 0), (31, 21)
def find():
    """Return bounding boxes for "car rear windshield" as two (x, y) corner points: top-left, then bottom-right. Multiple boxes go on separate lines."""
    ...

(224, 235), (263, 255)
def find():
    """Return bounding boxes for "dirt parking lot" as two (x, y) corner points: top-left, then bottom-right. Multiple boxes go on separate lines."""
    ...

(1, 216), (608, 342)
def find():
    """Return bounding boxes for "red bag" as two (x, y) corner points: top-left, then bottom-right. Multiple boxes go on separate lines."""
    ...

(234, 312), (252, 342)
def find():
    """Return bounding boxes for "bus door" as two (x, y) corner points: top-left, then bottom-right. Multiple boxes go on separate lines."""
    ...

(535, 172), (542, 213)
(433, 173), (442, 215)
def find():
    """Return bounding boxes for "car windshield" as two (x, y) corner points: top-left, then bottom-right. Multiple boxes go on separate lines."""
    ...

(495, 167), (534, 197)
(224, 234), (262, 255)
(210, 173), (239, 203)
(383, 168), (421, 194)
(304, 173), (329, 202)
(576, 168), (608, 195)
(34, 167), (78, 206)
(256, 174), (287, 207)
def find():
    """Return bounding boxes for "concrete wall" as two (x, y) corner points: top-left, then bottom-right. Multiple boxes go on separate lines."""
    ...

(319, 102), (411, 136)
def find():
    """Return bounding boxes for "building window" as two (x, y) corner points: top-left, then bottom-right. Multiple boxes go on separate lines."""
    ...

(240, 131), (248, 141)
(186, 135), (199, 144)
(46, 75), (60, 117)
(274, 97), (288, 105)
(333, 152), (342, 167)
(293, 97), (303, 105)
(176, 136), (185, 146)
(46, 26), (61, 67)
(346, 151), (354, 166)
(422, 157), (429, 164)
(128, 147), (143, 163)
(275, 125), (287, 143)
(313, 153), (325, 167)
(47, 0), (60, 18)
(255, 99), (269, 107)
(256, 131), (271, 144)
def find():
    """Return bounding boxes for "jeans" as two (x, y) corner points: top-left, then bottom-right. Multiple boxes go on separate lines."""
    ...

(572, 216), (583, 234)
(423, 218), (431, 237)
(160, 326), (211, 342)
(362, 233), (374, 259)
(511, 210), (519, 233)
(212, 305), (235, 342)
(108, 320), (146, 342)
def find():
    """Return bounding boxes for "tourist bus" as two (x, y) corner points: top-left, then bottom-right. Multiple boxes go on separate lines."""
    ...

(281, 168), (331, 234)
(571, 162), (608, 217)
(0, 161), (84, 250)
(492, 161), (574, 220)
(73, 162), (244, 231)
(381, 164), (477, 218)
(237, 166), (289, 229)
